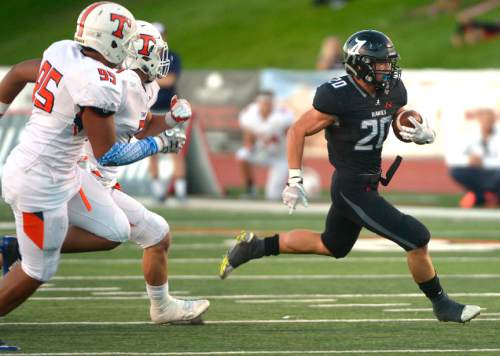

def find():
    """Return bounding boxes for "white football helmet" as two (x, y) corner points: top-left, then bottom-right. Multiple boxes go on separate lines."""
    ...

(124, 20), (170, 82)
(74, 2), (137, 65)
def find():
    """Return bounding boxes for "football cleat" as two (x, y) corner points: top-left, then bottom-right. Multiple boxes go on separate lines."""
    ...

(219, 231), (257, 280)
(1, 236), (21, 275)
(0, 340), (20, 351)
(432, 294), (481, 323)
(150, 297), (209, 325)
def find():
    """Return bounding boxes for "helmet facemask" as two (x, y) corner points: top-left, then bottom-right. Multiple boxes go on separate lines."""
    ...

(124, 21), (171, 82)
(357, 55), (401, 95)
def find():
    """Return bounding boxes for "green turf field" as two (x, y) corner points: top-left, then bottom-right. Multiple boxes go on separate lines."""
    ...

(1, 0), (499, 68)
(1, 204), (500, 355)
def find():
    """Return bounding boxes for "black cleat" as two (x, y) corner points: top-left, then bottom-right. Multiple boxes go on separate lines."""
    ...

(0, 340), (20, 351)
(219, 231), (259, 279)
(1, 236), (21, 274)
(432, 293), (481, 323)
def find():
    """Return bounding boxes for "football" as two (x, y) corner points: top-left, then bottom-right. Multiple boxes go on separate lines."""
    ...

(392, 109), (423, 142)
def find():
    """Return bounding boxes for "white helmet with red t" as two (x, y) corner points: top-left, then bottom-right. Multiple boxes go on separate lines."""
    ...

(74, 2), (137, 65)
(124, 20), (170, 82)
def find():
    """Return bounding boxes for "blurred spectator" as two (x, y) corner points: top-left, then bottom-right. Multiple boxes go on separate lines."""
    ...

(452, 0), (500, 46)
(149, 22), (188, 202)
(316, 36), (344, 70)
(411, 0), (461, 17)
(236, 91), (293, 200)
(313, 0), (349, 10)
(448, 109), (500, 208)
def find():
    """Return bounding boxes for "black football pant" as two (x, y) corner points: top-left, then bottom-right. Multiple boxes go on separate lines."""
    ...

(321, 172), (430, 258)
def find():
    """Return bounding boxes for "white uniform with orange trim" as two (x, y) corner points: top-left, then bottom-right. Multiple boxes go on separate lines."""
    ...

(236, 103), (293, 200)
(79, 70), (169, 249)
(1, 40), (130, 282)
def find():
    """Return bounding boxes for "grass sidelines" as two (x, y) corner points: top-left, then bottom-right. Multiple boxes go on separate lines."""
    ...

(1, 204), (500, 354)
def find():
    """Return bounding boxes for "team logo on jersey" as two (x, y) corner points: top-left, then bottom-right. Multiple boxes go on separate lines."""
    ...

(385, 101), (393, 109)
(348, 38), (367, 56)
(375, 98), (381, 106)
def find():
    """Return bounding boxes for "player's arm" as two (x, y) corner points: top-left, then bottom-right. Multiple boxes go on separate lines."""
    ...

(283, 108), (337, 214)
(135, 95), (192, 139)
(287, 108), (338, 169)
(82, 108), (184, 167)
(0, 59), (40, 116)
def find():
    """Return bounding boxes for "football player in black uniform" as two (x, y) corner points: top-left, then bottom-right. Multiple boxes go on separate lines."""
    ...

(219, 30), (481, 323)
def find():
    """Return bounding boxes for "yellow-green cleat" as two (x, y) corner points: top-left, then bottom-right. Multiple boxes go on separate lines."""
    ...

(219, 231), (258, 279)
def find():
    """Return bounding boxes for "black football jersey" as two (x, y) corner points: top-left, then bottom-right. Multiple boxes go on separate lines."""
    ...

(313, 75), (407, 174)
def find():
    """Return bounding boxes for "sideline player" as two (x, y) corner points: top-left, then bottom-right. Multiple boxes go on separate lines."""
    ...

(0, 2), (181, 317)
(219, 30), (481, 323)
(236, 91), (293, 200)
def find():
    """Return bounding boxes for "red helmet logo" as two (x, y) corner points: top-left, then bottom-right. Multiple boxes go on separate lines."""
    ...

(138, 34), (156, 56)
(110, 13), (132, 39)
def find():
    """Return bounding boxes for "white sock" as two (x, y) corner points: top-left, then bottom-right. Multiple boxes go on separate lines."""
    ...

(175, 178), (187, 199)
(151, 179), (166, 200)
(146, 282), (171, 309)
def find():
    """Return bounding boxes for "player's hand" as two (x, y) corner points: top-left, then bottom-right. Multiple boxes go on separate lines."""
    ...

(282, 177), (308, 215)
(170, 95), (192, 123)
(399, 116), (435, 144)
(156, 127), (186, 153)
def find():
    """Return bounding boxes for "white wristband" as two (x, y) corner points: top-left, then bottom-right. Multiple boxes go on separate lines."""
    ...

(0, 101), (10, 117)
(153, 136), (164, 152)
(289, 168), (302, 180)
(164, 112), (177, 128)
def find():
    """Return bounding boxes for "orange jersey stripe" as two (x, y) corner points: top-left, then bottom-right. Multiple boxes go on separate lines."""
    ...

(76, 2), (106, 38)
(79, 188), (92, 212)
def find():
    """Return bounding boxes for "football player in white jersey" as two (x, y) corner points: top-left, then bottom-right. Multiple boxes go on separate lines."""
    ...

(76, 20), (209, 324)
(236, 91), (294, 200)
(0, 3), (184, 317)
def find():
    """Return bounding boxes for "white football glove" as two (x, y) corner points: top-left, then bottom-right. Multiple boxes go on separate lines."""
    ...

(399, 115), (435, 144)
(165, 95), (192, 128)
(282, 169), (308, 215)
(155, 127), (186, 154)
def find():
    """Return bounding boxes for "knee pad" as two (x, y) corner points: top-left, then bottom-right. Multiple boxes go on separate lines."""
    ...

(107, 209), (131, 243)
(21, 248), (60, 282)
(402, 215), (431, 251)
(130, 210), (170, 249)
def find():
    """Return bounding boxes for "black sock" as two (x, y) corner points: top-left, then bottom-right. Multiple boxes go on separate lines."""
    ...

(263, 234), (280, 256)
(418, 274), (445, 300)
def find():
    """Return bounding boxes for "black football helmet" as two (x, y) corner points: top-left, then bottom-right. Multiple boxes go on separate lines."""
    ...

(343, 30), (401, 94)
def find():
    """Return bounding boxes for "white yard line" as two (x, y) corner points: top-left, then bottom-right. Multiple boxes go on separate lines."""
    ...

(33, 292), (500, 299)
(199, 292), (500, 299)
(38, 287), (121, 292)
(235, 298), (338, 304)
(310, 303), (410, 308)
(3, 350), (500, 356)
(56, 256), (500, 264)
(384, 308), (435, 312)
(91, 291), (189, 296)
(51, 274), (500, 281)
(2, 318), (500, 327)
